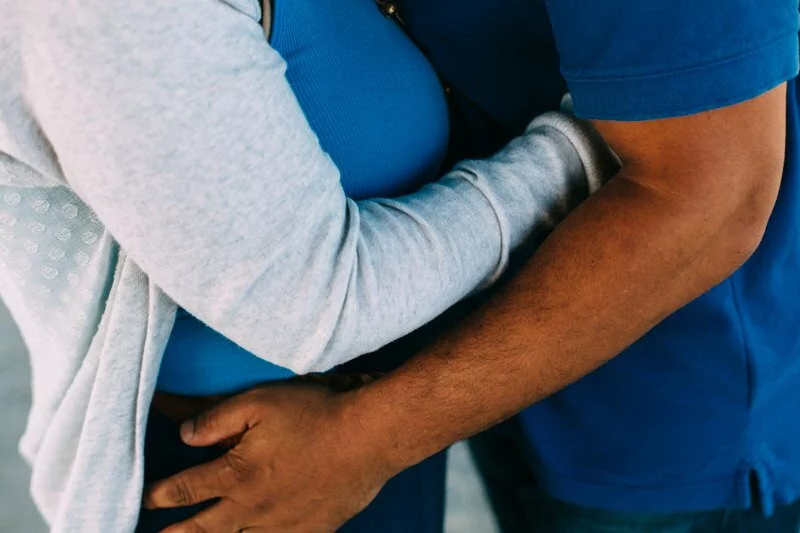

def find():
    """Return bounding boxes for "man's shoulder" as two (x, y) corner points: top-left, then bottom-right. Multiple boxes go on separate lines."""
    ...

(547, 0), (800, 121)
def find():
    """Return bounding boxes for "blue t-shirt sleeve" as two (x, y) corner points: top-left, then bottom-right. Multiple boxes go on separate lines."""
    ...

(544, 0), (800, 120)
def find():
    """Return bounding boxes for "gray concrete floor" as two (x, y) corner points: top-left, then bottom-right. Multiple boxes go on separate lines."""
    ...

(0, 303), (499, 533)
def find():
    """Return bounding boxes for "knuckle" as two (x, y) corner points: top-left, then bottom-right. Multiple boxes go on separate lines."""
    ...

(194, 410), (218, 435)
(256, 457), (276, 481)
(253, 495), (273, 514)
(168, 479), (195, 507)
(222, 451), (253, 484)
(181, 521), (210, 533)
(244, 389), (268, 407)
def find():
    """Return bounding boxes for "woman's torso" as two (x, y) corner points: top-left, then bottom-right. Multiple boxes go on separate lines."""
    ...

(157, 0), (450, 395)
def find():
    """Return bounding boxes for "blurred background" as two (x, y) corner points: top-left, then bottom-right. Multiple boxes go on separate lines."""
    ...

(0, 302), (499, 533)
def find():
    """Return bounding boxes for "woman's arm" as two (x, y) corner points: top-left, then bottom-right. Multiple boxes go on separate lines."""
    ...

(22, 0), (612, 373)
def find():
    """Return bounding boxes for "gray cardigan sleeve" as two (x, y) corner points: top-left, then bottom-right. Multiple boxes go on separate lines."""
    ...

(23, 0), (611, 373)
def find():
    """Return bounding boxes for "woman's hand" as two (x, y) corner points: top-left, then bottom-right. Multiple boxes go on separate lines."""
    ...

(142, 382), (393, 533)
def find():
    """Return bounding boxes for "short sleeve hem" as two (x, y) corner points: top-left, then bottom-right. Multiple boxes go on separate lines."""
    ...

(568, 31), (800, 121)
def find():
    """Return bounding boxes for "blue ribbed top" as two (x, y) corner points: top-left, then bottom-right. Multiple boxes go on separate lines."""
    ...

(157, 0), (449, 395)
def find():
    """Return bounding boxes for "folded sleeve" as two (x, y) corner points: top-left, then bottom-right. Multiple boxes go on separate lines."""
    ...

(22, 0), (606, 373)
(545, 0), (800, 120)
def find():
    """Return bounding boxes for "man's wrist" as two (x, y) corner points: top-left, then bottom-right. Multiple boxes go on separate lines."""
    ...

(341, 379), (458, 475)
(335, 387), (410, 478)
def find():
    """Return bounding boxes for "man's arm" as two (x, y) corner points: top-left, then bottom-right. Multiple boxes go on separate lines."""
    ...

(354, 84), (787, 471)
(143, 87), (788, 533)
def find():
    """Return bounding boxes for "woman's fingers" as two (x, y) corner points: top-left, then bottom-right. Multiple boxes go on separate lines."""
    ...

(142, 451), (248, 509)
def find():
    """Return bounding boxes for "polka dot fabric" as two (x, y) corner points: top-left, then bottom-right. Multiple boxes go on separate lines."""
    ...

(0, 185), (111, 347)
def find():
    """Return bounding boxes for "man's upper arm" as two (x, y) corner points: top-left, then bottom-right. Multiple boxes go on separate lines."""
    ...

(592, 87), (787, 214)
(544, 0), (798, 220)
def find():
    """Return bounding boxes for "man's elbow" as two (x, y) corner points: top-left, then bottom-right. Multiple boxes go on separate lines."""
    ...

(598, 84), (788, 282)
(715, 151), (784, 271)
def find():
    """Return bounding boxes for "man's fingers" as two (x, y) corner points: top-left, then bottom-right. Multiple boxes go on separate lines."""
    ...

(142, 451), (249, 509)
(181, 393), (260, 447)
(159, 500), (246, 533)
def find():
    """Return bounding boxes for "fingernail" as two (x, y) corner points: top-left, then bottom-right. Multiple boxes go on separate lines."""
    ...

(180, 420), (195, 443)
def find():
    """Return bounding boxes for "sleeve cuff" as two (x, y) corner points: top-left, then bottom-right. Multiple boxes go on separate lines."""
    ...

(527, 112), (620, 194)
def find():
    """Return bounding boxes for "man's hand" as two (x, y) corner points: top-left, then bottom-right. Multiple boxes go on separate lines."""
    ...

(142, 383), (391, 533)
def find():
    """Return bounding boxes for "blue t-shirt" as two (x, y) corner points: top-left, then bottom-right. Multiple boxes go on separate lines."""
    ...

(403, 0), (800, 515)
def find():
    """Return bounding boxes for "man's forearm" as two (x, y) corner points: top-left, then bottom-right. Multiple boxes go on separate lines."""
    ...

(348, 88), (787, 473)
